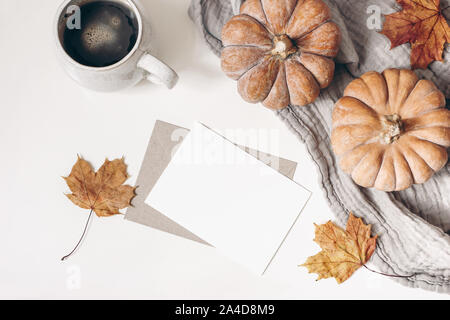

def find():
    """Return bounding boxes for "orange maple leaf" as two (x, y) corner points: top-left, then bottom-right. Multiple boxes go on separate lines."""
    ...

(380, 0), (450, 69)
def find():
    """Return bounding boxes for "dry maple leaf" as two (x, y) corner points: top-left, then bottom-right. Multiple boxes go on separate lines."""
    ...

(61, 156), (136, 260)
(301, 213), (378, 284)
(64, 156), (135, 217)
(380, 0), (450, 69)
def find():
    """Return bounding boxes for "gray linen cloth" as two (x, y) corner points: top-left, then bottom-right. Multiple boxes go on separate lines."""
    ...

(188, 0), (450, 293)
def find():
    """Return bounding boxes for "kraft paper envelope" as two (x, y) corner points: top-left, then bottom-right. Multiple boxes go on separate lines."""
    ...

(145, 122), (311, 275)
(125, 120), (298, 245)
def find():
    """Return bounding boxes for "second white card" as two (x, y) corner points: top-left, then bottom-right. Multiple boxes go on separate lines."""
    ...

(145, 122), (311, 275)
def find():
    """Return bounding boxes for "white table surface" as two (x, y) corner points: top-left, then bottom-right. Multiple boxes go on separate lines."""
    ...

(0, 0), (447, 299)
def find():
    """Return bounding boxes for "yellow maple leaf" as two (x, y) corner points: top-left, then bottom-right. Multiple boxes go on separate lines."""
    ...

(61, 156), (136, 260)
(301, 213), (378, 284)
(64, 156), (136, 217)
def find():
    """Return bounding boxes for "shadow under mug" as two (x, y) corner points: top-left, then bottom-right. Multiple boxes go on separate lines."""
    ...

(54, 0), (179, 91)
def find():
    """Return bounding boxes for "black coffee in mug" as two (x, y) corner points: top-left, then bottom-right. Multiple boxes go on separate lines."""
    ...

(63, 1), (139, 67)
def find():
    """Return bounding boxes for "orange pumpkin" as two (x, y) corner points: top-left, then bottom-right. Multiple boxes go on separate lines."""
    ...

(221, 0), (341, 109)
(331, 69), (450, 191)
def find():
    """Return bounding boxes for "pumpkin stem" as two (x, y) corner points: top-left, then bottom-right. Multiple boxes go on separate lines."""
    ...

(380, 114), (403, 144)
(271, 35), (297, 59)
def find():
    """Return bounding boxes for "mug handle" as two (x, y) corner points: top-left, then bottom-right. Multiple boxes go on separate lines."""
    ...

(137, 53), (179, 89)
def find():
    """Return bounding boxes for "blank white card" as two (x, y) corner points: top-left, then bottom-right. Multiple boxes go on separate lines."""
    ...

(145, 122), (311, 275)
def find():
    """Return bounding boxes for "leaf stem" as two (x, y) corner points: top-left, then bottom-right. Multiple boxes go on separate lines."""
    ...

(363, 264), (413, 278)
(442, 6), (450, 12)
(61, 210), (94, 261)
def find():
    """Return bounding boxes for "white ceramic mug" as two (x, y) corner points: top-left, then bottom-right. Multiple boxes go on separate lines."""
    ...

(54, 0), (178, 91)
